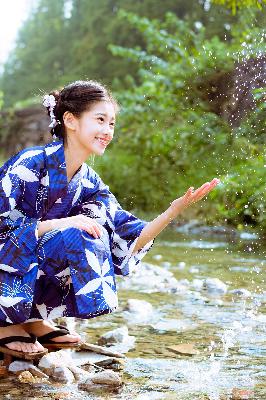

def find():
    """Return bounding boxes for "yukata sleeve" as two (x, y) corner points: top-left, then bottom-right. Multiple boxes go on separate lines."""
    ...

(0, 151), (42, 276)
(80, 168), (155, 276)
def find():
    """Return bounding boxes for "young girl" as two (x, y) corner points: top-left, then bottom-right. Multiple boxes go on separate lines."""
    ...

(0, 80), (220, 357)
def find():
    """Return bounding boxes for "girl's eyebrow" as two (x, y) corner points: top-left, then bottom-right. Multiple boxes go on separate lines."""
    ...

(95, 112), (115, 120)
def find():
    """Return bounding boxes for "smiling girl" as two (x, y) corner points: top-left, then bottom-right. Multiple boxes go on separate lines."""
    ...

(0, 80), (220, 357)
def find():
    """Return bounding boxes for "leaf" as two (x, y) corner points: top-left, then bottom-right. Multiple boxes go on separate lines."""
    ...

(36, 303), (48, 319)
(102, 281), (118, 308)
(75, 277), (102, 295)
(48, 305), (66, 319)
(82, 178), (95, 189)
(0, 296), (24, 307)
(0, 264), (18, 273)
(101, 259), (111, 277)
(1, 174), (12, 197)
(13, 150), (43, 168)
(85, 249), (101, 276)
(45, 144), (62, 156)
(10, 166), (38, 182)
(72, 183), (82, 206)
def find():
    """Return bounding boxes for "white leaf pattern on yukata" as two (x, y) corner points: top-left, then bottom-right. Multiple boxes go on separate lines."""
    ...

(82, 178), (95, 189)
(1, 174), (12, 197)
(0, 296), (24, 307)
(10, 166), (38, 182)
(48, 305), (67, 319)
(111, 233), (129, 258)
(72, 183), (82, 206)
(82, 203), (107, 226)
(41, 172), (49, 187)
(75, 257), (116, 308)
(45, 144), (61, 156)
(102, 281), (118, 308)
(13, 150), (43, 168)
(36, 303), (48, 319)
(9, 198), (16, 210)
(0, 264), (18, 273)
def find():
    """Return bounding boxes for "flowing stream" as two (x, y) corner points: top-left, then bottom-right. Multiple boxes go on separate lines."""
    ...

(0, 225), (265, 399)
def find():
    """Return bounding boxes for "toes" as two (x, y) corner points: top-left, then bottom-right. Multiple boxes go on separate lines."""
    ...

(35, 340), (45, 351)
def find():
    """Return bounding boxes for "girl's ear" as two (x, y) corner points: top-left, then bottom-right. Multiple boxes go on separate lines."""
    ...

(63, 111), (78, 131)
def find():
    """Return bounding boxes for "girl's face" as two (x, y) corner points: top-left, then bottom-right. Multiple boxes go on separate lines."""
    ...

(73, 101), (116, 156)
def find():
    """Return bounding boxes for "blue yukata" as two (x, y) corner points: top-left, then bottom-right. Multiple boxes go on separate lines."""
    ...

(0, 139), (154, 326)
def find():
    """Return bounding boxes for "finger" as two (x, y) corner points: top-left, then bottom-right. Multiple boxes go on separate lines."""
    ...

(94, 225), (103, 236)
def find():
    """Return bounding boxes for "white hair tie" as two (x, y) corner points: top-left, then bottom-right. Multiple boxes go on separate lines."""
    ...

(43, 94), (61, 129)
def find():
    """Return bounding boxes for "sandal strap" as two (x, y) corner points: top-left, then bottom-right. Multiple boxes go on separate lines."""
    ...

(0, 333), (37, 346)
(38, 328), (69, 343)
(55, 325), (70, 334)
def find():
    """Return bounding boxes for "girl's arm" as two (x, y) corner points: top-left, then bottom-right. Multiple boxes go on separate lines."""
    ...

(132, 178), (220, 255)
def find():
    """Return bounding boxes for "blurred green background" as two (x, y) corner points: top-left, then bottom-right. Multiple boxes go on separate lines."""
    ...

(0, 0), (265, 234)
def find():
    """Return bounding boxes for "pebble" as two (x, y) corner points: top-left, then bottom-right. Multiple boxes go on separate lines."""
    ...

(53, 366), (75, 384)
(9, 360), (49, 379)
(166, 343), (199, 356)
(98, 326), (135, 346)
(203, 278), (228, 294)
(230, 288), (252, 297)
(38, 349), (74, 373)
(17, 371), (36, 383)
(124, 298), (153, 316)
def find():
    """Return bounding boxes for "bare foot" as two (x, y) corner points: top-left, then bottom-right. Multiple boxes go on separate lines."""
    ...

(22, 320), (81, 343)
(0, 324), (45, 353)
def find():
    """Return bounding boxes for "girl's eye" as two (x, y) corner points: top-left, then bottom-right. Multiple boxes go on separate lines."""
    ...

(98, 117), (104, 122)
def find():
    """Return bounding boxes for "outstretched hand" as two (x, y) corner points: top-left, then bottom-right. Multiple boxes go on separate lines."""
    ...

(169, 178), (220, 217)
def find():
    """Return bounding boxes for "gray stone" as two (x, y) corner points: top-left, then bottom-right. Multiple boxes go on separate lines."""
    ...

(38, 349), (73, 371)
(90, 369), (122, 386)
(98, 326), (135, 346)
(231, 288), (252, 297)
(53, 366), (75, 383)
(203, 278), (228, 294)
(8, 361), (49, 379)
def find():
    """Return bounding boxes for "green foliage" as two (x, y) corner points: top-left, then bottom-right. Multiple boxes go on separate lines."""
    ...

(97, 10), (265, 230)
(0, 91), (3, 110)
(0, 0), (252, 107)
(211, 0), (266, 14)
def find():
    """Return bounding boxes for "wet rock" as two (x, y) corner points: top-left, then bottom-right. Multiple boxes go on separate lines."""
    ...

(98, 326), (135, 347)
(203, 278), (228, 294)
(189, 266), (199, 274)
(118, 262), (186, 293)
(67, 365), (93, 381)
(53, 366), (75, 384)
(90, 369), (122, 385)
(151, 318), (197, 332)
(17, 370), (36, 383)
(231, 388), (254, 399)
(79, 342), (125, 358)
(71, 349), (121, 367)
(230, 288), (252, 297)
(191, 278), (204, 290)
(177, 261), (186, 270)
(160, 261), (171, 268)
(38, 349), (73, 373)
(123, 298), (153, 323)
(166, 343), (199, 356)
(9, 361), (49, 379)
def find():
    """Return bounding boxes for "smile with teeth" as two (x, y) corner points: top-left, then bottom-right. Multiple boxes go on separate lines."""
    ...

(96, 138), (109, 146)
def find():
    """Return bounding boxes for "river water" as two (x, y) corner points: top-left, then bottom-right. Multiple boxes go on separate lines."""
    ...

(0, 225), (265, 399)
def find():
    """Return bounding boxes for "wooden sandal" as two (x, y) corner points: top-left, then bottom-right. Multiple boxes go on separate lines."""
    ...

(0, 334), (48, 366)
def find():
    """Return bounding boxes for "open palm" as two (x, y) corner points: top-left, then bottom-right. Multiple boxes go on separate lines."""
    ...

(170, 178), (220, 215)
